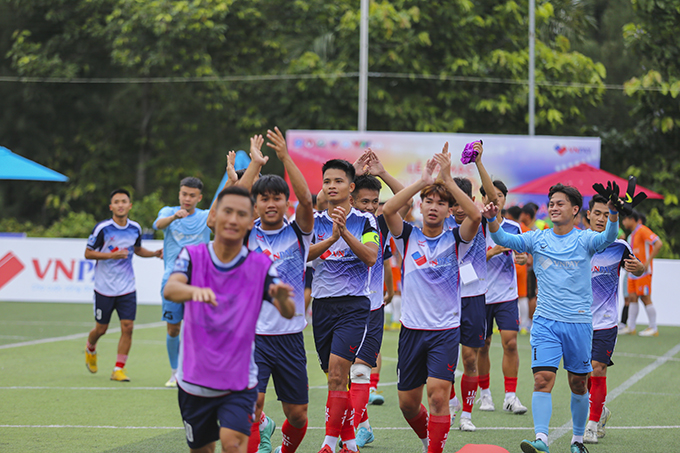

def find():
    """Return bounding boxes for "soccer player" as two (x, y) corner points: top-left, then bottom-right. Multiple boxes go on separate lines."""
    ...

(84, 189), (162, 382)
(584, 195), (644, 444)
(348, 149), (410, 448)
(245, 127), (314, 453)
(482, 183), (620, 453)
(154, 177), (212, 387)
(619, 211), (662, 336)
(308, 159), (379, 453)
(476, 180), (529, 416)
(383, 145), (481, 453)
(444, 141), (497, 431)
(164, 185), (295, 453)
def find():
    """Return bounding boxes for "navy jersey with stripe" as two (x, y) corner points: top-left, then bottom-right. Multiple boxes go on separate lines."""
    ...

(311, 208), (378, 298)
(394, 222), (464, 330)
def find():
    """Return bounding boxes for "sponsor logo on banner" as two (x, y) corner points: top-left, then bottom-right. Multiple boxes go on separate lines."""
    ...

(0, 252), (25, 289)
(555, 144), (592, 155)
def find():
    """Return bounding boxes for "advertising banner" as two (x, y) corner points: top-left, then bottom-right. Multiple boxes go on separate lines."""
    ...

(0, 238), (164, 305)
(285, 130), (601, 216)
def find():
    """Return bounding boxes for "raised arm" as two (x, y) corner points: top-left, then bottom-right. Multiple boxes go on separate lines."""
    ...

(237, 135), (269, 191)
(266, 127), (314, 233)
(366, 149), (412, 218)
(435, 143), (481, 242)
(383, 157), (438, 238)
(483, 202), (528, 252)
(590, 199), (620, 252)
(472, 142), (497, 205)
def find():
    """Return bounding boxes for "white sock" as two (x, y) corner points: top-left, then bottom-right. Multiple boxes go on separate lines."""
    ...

(323, 436), (338, 451)
(586, 420), (597, 430)
(461, 411), (471, 419)
(358, 419), (371, 430)
(536, 432), (548, 443)
(421, 438), (428, 449)
(171, 368), (177, 376)
(505, 392), (516, 401)
(518, 297), (530, 328)
(644, 304), (657, 329)
(449, 396), (460, 407)
(628, 302), (640, 331)
(259, 416), (268, 432)
(343, 439), (357, 451)
(481, 388), (491, 398)
(572, 435), (584, 444)
(114, 366), (122, 371)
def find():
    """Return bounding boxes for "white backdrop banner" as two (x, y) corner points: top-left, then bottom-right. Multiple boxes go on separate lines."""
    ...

(0, 238), (165, 305)
(1, 238), (680, 326)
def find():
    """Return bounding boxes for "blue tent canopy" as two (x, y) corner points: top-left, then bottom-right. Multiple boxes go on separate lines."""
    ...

(0, 146), (69, 182)
(210, 150), (250, 208)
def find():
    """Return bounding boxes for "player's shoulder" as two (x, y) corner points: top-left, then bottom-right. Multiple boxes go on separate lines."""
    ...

(613, 238), (633, 252)
(502, 218), (521, 231)
(350, 207), (377, 226)
(127, 219), (143, 233)
(159, 205), (179, 216)
(91, 218), (115, 235)
(314, 209), (329, 220)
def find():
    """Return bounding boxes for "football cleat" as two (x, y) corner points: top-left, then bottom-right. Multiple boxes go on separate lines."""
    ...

(110, 368), (130, 382)
(459, 417), (476, 432)
(355, 426), (374, 447)
(520, 439), (550, 453)
(258, 416), (276, 453)
(638, 327), (658, 337)
(597, 405), (611, 438)
(478, 393), (495, 411)
(85, 348), (97, 373)
(503, 395), (527, 414)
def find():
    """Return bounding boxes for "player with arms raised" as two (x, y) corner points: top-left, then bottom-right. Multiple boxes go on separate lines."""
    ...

(383, 145), (481, 453)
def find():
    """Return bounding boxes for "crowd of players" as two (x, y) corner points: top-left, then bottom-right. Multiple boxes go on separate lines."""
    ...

(80, 128), (660, 453)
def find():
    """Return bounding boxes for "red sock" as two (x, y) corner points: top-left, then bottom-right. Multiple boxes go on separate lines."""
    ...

(247, 422), (260, 453)
(405, 404), (428, 440)
(349, 383), (370, 429)
(370, 373), (380, 390)
(325, 391), (348, 437)
(479, 373), (490, 390)
(115, 354), (127, 369)
(340, 397), (355, 441)
(504, 376), (518, 393)
(427, 414), (450, 453)
(588, 376), (607, 422)
(281, 419), (307, 453)
(587, 376), (592, 392)
(449, 384), (456, 400)
(461, 374), (479, 413)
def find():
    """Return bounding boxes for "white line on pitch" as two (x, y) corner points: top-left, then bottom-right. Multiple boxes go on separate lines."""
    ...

(0, 386), (174, 391)
(0, 322), (165, 350)
(2, 424), (678, 431)
(548, 341), (680, 445)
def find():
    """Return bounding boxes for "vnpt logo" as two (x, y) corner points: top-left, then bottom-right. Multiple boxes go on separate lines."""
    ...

(0, 252), (25, 290)
(555, 144), (592, 155)
(412, 251), (427, 266)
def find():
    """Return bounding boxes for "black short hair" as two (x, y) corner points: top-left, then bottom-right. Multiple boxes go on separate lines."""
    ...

(479, 180), (508, 197)
(507, 205), (522, 220)
(216, 185), (254, 209)
(180, 177), (203, 192)
(110, 188), (131, 201)
(639, 212), (646, 224)
(453, 177), (473, 198)
(622, 209), (640, 221)
(311, 193), (318, 208)
(251, 174), (290, 200)
(549, 183), (583, 215)
(352, 174), (382, 196)
(322, 159), (355, 182)
(588, 194), (609, 211)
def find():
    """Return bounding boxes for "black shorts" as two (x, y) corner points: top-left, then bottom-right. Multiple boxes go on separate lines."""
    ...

(397, 326), (460, 391)
(591, 326), (617, 366)
(178, 386), (257, 449)
(255, 333), (309, 404)
(459, 295), (487, 348)
(94, 291), (136, 324)
(312, 296), (370, 371)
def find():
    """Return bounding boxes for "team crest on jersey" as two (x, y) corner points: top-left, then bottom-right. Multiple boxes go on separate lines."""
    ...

(412, 251), (427, 266)
(317, 233), (326, 241)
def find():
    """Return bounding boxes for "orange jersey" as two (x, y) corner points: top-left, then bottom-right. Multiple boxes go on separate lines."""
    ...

(629, 224), (659, 277)
(515, 222), (529, 297)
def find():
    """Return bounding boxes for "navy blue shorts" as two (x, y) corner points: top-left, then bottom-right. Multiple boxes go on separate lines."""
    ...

(312, 296), (370, 371)
(485, 299), (519, 336)
(592, 326), (617, 367)
(255, 333), (309, 404)
(304, 268), (314, 289)
(356, 306), (384, 367)
(94, 291), (136, 325)
(460, 295), (487, 348)
(397, 326), (460, 391)
(178, 386), (257, 449)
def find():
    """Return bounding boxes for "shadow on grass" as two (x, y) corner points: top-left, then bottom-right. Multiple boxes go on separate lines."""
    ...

(101, 430), (187, 453)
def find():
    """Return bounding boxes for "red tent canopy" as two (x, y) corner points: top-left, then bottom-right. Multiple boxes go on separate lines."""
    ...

(511, 163), (664, 199)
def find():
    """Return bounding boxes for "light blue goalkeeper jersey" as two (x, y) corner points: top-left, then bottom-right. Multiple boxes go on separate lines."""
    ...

(490, 218), (618, 323)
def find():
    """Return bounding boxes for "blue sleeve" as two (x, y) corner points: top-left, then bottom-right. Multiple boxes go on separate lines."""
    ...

(86, 226), (105, 251)
(590, 217), (619, 253)
(153, 206), (175, 230)
(490, 224), (529, 253)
